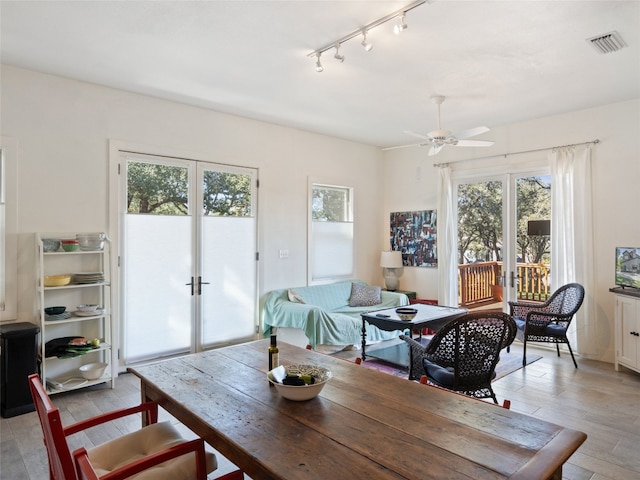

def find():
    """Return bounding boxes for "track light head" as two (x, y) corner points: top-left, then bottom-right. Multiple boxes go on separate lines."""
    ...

(394, 13), (408, 34)
(334, 43), (345, 62)
(315, 53), (324, 72)
(361, 30), (373, 51)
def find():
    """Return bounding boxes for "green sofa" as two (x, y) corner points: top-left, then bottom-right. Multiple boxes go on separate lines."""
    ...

(263, 280), (409, 350)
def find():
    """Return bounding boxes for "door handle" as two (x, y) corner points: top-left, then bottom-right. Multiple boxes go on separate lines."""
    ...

(185, 277), (194, 296)
(510, 271), (520, 288)
(197, 276), (210, 295)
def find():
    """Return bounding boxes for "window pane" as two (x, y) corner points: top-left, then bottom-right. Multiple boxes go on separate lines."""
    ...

(127, 161), (189, 215)
(202, 170), (252, 217)
(311, 221), (354, 279)
(201, 216), (256, 346)
(310, 183), (354, 282)
(312, 185), (350, 221)
(124, 214), (192, 362)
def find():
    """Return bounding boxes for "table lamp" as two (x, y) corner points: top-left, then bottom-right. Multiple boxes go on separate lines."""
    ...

(380, 251), (404, 291)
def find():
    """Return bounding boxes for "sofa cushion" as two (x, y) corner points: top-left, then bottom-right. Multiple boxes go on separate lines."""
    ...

(348, 283), (381, 307)
(287, 289), (305, 303)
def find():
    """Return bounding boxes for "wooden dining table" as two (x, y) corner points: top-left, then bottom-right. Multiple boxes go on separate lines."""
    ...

(127, 339), (586, 480)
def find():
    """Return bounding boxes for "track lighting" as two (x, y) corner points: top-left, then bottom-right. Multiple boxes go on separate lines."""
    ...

(307, 0), (427, 72)
(394, 14), (408, 35)
(361, 30), (373, 51)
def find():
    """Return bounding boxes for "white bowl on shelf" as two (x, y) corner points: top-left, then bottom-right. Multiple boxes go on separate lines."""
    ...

(76, 304), (99, 312)
(76, 232), (106, 251)
(79, 362), (108, 380)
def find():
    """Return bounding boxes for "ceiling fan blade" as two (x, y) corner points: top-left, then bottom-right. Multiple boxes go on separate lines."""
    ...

(404, 130), (431, 141)
(455, 126), (490, 140)
(454, 140), (495, 147)
(381, 143), (424, 151)
(428, 144), (445, 156)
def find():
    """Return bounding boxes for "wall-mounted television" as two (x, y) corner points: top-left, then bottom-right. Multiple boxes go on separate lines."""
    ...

(615, 247), (640, 290)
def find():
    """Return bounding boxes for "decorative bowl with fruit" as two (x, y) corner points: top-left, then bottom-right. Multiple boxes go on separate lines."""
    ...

(267, 364), (332, 401)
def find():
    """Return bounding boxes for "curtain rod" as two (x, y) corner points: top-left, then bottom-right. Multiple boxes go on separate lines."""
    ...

(433, 139), (600, 167)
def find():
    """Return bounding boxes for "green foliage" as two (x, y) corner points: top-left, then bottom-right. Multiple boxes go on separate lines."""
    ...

(312, 185), (350, 222)
(457, 181), (503, 264)
(202, 171), (252, 216)
(127, 161), (252, 216)
(127, 162), (188, 214)
(457, 176), (551, 265)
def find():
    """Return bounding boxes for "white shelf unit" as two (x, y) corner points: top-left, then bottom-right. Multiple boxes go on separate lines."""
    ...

(36, 233), (115, 394)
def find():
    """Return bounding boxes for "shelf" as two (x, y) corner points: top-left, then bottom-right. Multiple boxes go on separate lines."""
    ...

(44, 343), (111, 360)
(45, 314), (109, 325)
(43, 250), (105, 256)
(36, 232), (115, 394)
(42, 282), (110, 291)
(46, 375), (111, 394)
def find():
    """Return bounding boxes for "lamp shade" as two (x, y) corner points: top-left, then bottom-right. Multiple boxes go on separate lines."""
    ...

(380, 251), (403, 268)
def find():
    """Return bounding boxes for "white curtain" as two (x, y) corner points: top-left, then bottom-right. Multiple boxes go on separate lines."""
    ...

(550, 145), (597, 357)
(437, 165), (458, 306)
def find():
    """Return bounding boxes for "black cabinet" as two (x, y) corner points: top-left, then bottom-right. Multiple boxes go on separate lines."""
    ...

(0, 322), (40, 417)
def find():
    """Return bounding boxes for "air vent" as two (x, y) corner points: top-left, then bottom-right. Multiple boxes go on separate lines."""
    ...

(587, 31), (627, 54)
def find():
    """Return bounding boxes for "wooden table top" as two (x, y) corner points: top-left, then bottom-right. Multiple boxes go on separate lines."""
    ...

(128, 340), (586, 480)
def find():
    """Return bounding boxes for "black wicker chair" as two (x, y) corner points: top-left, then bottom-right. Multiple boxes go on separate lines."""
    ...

(403, 312), (516, 404)
(507, 282), (585, 368)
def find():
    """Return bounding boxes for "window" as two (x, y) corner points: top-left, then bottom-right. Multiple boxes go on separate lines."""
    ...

(309, 182), (354, 283)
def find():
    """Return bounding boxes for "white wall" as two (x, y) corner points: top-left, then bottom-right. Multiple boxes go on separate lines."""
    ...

(3, 65), (638, 363)
(0, 65), (384, 328)
(382, 98), (640, 363)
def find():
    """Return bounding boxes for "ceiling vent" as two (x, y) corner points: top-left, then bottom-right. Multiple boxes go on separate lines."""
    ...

(587, 31), (627, 54)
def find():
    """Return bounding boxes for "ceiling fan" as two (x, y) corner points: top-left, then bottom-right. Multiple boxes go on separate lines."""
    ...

(384, 96), (494, 156)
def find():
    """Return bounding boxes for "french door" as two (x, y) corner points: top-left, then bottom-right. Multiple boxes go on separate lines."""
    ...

(456, 170), (551, 311)
(120, 152), (258, 364)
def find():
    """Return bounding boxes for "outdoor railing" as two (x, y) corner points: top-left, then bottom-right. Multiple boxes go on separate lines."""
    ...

(458, 261), (551, 307)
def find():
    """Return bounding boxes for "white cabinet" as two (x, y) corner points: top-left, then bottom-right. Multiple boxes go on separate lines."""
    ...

(36, 233), (115, 394)
(612, 288), (640, 374)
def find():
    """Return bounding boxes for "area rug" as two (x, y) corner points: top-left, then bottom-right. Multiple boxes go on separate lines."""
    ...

(359, 350), (541, 382)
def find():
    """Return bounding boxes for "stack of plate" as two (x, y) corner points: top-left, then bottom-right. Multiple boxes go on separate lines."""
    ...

(75, 308), (106, 317)
(73, 272), (104, 284)
(45, 312), (72, 321)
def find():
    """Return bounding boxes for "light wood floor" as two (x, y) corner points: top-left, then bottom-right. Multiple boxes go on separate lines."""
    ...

(2, 343), (639, 479)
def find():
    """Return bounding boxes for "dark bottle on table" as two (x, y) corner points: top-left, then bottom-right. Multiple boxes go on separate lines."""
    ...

(268, 334), (279, 372)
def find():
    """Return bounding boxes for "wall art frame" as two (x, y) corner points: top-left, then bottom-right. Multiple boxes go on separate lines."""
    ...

(389, 210), (437, 267)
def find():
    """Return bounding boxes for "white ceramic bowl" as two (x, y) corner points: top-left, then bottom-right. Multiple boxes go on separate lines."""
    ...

(79, 362), (107, 380)
(76, 232), (106, 251)
(268, 364), (332, 401)
(76, 304), (99, 312)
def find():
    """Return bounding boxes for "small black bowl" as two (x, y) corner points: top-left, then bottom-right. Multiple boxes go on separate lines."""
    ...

(45, 306), (66, 315)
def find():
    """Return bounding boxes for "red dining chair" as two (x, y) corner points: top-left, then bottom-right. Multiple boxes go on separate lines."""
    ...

(28, 374), (242, 480)
(73, 447), (244, 480)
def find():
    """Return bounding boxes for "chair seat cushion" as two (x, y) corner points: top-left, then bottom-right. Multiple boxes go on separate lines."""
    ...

(514, 317), (567, 337)
(423, 359), (497, 388)
(87, 421), (216, 480)
(423, 359), (455, 387)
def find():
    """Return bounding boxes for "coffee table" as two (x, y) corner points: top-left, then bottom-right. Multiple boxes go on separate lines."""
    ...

(361, 303), (467, 364)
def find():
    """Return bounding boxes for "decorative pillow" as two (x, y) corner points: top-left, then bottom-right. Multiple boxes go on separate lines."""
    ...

(287, 289), (305, 303)
(348, 283), (381, 307)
